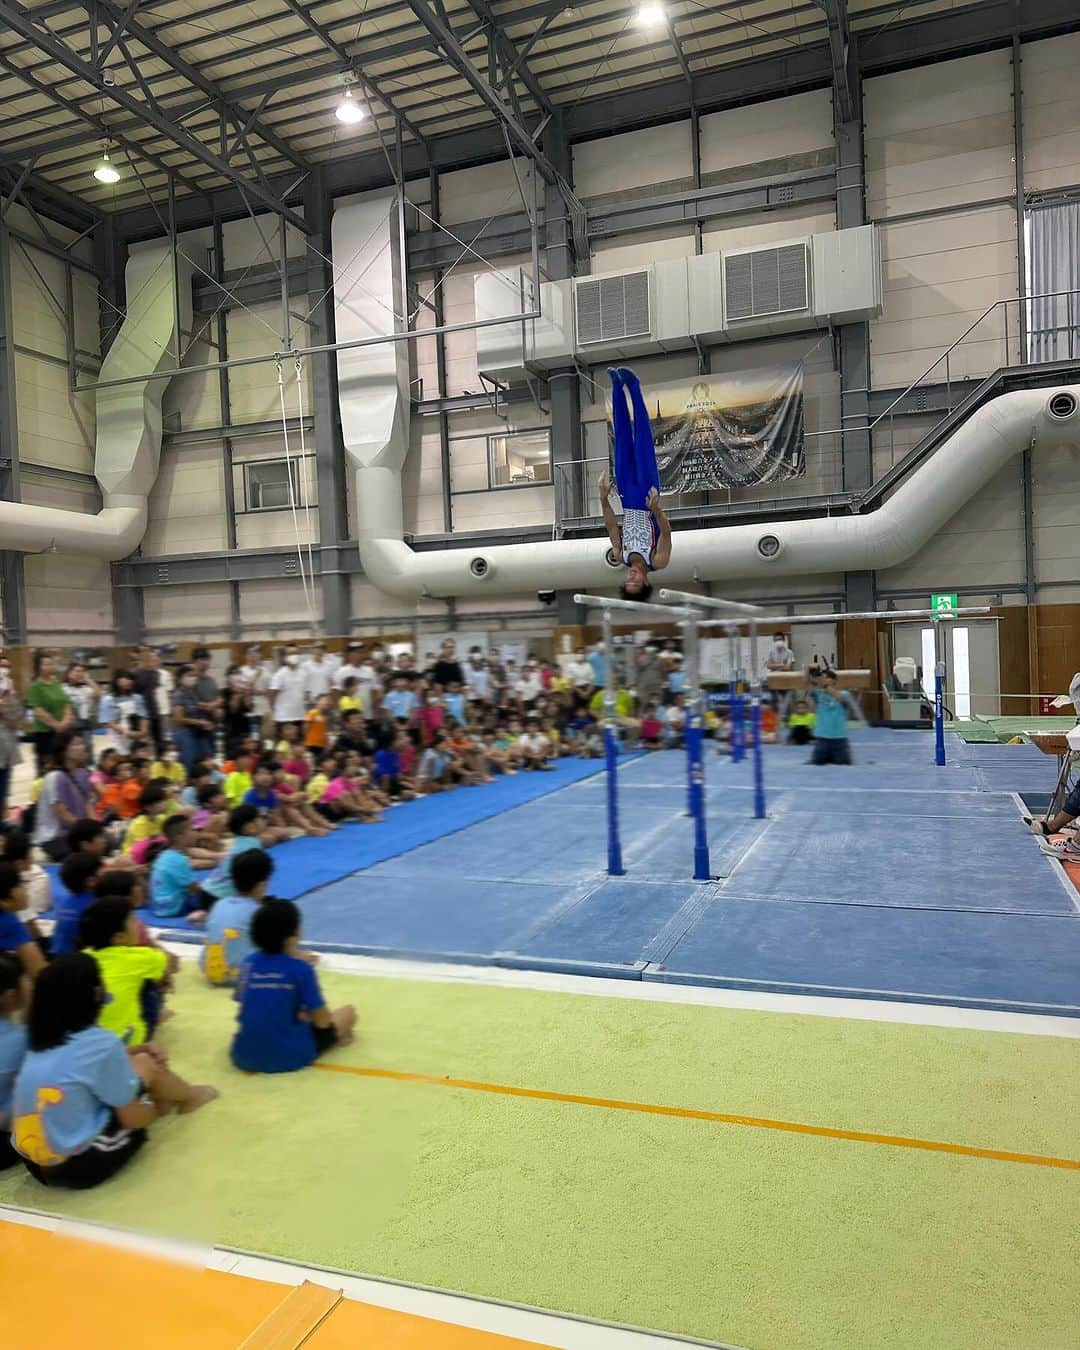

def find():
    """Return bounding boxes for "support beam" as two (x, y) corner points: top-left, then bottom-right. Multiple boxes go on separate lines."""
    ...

(0, 0), (309, 232)
(816, 0), (854, 124)
(303, 169), (350, 637)
(0, 226), (26, 643)
(428, 167), (454, 536)
(465, 0), (555, 120)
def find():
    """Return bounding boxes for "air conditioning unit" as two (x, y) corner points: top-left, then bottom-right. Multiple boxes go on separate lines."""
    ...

(723, 242), (811, 324)
(574, 269), (652, 346)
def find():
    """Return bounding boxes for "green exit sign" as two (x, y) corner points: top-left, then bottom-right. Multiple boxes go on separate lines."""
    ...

(931, 593), (959, 613)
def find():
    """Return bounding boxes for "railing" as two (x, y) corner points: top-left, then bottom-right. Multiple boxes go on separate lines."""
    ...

(552, 290), (1080, 528)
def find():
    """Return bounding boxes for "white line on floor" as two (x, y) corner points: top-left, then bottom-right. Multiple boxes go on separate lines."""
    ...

(159, 942), (1080, 1039)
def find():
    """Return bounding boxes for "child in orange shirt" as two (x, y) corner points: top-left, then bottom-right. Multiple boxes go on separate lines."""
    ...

(304, 694), (331, 752)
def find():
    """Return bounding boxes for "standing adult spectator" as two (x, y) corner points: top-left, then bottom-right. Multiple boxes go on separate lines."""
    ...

(25, 653), (73, 774)
(237, 645), (269, 739)
(97, 670), (148, 754)
(171, 664), (216, 770)
(131, 646), (164, 754)
(587, 642), (608, 691)
(463, 647), (491, 703)
(269, 646), (308, 736)
(302, 641), (334, 701)
(0, 656), (19, 821)
(335, 642), (378, 716)
(565, 647), (595, 710)
(765, 632), (796, 673)
(32, 731), (93, 862)
(515, 661), (543, 709)
(635, 645), (665, 712)
(223, 666), (254, 749)
(62, 662), (101, 753)
(432, 639), (463, 690)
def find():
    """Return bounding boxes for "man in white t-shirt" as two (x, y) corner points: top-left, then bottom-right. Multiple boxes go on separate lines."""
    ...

(515, 663), (543, 707)
(269, 646), (309, 729)
(236, 645), (271, 735)
(302, 641), (334, 700)
(335, 642), (378, 716)
(463, 648), (491, 702)
(517, 719), (554, 769)
(765, 632), (796, 672)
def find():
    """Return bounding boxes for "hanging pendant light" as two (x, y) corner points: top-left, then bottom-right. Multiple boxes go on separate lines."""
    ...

(93, 145), (120, 184)
(335, 81), (366, 125)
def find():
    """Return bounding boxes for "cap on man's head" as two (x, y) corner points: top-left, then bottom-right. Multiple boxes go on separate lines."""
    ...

(192, 647), (211, 661)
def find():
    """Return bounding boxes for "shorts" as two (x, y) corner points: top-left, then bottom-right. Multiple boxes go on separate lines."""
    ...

(313, 1023), (339, 1057)
(1063, 780), (1080, 818)
(23, 1108), (147, 1190)
(811, 737), (852, 766)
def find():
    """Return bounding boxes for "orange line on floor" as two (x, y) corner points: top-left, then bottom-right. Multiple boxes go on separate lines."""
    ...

(312, 1062), (1080, 1172)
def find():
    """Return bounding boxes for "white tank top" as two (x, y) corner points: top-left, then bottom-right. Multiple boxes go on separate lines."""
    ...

(621, 508), (655, 569)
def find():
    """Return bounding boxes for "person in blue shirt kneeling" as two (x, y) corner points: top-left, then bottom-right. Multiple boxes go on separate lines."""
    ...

(231, 899), (355, 1074)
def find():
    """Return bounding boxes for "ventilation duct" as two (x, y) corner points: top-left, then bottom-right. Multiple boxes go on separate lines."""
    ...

(0, 241), (191, 558)
(575, 270), (651, 345)
(333, 201), (1078, 599)
(724, 242), (810, 322)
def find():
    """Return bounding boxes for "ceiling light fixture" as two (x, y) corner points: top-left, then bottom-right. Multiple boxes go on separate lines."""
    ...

(92, 146), (120, 184)
(335, 81), (366, 125)
(636, 2), (667, 26)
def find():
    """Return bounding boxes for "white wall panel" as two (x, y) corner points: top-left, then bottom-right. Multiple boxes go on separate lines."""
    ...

(701, 207), (836, 256)
(870, 205), (1017, 388)
(590, 227), (696, 274)
(402, 421), (444, 536)
(11, 241), (68, 360)
(864, 50), (1014, 219)
(699, 89), (833, 176)
(15, 354), (95, 474)
(1021, 32), (1080, 192)
(162, 336), (221, 432)
(1032, 438), (1080, 584)
(451, 485), (553, 531)
(21, 474), (113, 633)
(438, 158), (536, 226)
(222, 215), (306, 269)
(350, 576), (418, 622)
(143, 445), (228, 555)
(877, 462), (1023, 592)
(574, 121), (693, 200)
(226, 307), (311, 423)
(144, 585), (231, 634)
(238, 578), (318, 626)
(235, 507), (317, 550)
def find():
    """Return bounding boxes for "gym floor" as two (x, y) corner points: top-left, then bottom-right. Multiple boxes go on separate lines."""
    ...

(9, 728), (1080, 1349)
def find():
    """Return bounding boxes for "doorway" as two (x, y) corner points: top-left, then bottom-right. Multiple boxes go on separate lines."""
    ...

(891, 619), (1001, 718)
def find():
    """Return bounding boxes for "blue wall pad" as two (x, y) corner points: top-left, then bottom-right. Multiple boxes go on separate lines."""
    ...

(724, 813), (1075, 914)
(646, 896), (1080, 1014)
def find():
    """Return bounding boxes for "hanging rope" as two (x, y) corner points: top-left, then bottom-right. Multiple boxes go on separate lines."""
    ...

(276, 357), (316, 621)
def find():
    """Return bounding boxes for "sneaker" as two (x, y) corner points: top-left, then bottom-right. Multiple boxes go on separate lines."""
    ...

(1038, 837), (1080, 860)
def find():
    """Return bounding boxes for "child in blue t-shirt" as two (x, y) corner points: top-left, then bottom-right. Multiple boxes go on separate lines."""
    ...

(0, 951), (29, 1170)
(202, 848), (274, 986)
(231, 899), (355, 1073)
(199, 805), (267, 907)
(808, 671), (853, 766)
(0, 862), (44, 979)
(11, 954), (218, 1188)
(148, 816), (210, 921)
(52, 852), (104, 957)
(243, 764), (280, 819)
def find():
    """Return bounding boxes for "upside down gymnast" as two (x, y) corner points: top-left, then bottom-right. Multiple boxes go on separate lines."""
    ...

(598, 367), (672, 601)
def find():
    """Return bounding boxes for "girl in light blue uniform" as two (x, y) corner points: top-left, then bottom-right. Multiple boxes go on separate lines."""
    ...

(599, 367), (672, 601)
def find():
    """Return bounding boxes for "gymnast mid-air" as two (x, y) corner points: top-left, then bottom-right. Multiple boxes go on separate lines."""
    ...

(598, 366), (672, 601)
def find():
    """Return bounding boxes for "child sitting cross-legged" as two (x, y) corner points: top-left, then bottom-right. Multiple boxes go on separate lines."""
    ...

(79, 897), (173, 1046)
(148, 815), (217, 924)
(202, 848), (275, 987)
(271, 763), (334, 837)
(245, 762), (324, 838)
(0, 952), (29, 1171)
(11, 954), (217, 1189)
(0, 862), (45, 979)
(53, 852), (104, 957)
(231, 898), (354, 1073)
(121, 783), (170, 865)
(189, 780), (229, 842)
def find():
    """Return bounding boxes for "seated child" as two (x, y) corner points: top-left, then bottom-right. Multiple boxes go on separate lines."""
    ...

(231, 899), (354, 1073)
(148, 816), (214, 922)
(94, 756), (132, 822)
(517, 718), (554, 770)
(0, 952), (28, 1171)
(79, 898), (170, 1046)
(639, 706), (664, 750)
(199, 805), (272, 907)
(149, 749), (186, 789)
(416, 732), (451, 792)
(117, 759), (151, 821)
(372, 740), (416, 800)
(179, 762), (212, 809)
(224, 751), (255, 809)
(53, 853), (104, 957)
(0, 863), (45, 978)
(202, 848), (275, 987)
(89, 747), (120, 795)
(12, 954), (217, 1188)
(304, 695), (331, 755)
(787, 699), (816, 746)
(190, 781), (228, 841)
(122, 783), (170, 863)
(2, 828), (52, 927)
(272, 765), (333, 837)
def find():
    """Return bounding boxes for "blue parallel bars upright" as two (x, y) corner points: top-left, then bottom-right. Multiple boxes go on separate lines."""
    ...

(575, 593), (708, 880)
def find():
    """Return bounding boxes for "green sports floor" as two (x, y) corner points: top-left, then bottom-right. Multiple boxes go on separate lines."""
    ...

(3, 964), (1079, 1350)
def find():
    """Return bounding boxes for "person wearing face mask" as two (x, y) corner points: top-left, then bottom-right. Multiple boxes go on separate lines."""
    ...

(301, 642), (334, 701)
(462, 647), (491, 703)
(565, 648), (595, 712)
(269, 647), (308, 737)
(62, 663), (101, 754)
(171, 665), (216, 771)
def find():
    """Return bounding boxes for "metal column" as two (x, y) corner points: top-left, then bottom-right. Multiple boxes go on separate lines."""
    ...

(601, 607), (624, 876)
(682, 614), (711, 880)
(303, 168), (350, 637)
(428, 166), (453, 535)
(212, 213), (242, 639)
(1012, 35), (1036, 604)
(0, 224), (25, 643)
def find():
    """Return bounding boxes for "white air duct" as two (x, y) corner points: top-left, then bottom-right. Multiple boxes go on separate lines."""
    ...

(0, 241), (191, 558)
(333, 199), (1079, 600)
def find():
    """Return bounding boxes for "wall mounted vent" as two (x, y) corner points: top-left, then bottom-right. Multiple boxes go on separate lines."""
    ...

(575, 270), (651, 345)
(724, 243), (809, 321)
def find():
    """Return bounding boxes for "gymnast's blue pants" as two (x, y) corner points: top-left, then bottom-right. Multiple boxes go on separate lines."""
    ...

(610, 368), (659, 511)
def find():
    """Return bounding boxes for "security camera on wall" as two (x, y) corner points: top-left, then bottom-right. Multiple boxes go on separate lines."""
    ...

(537, 590), (556, 606)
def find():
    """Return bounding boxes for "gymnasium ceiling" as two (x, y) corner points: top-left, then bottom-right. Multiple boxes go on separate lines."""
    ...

(0, 0), (1072, 226)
